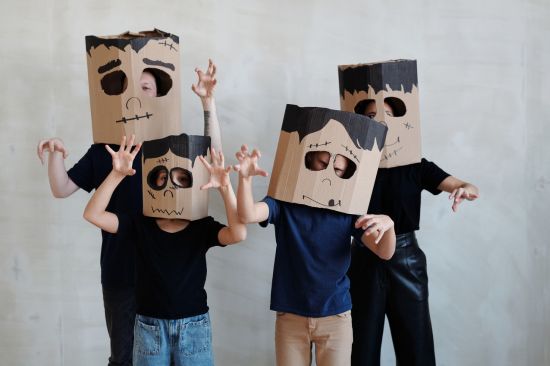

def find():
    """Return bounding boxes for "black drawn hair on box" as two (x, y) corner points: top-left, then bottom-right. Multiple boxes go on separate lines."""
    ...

(142, 134), (210, 166)
(281, 104), (387, 151)
(338, 60), (418, 97)
(85, 29), (179, 56)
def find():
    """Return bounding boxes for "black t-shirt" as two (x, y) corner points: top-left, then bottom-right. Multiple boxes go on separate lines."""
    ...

(116, 214), (226, 319)
(67, 143), (142, 289)
(367, 158), (450, 235)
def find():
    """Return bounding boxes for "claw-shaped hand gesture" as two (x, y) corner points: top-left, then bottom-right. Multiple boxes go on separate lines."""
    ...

(105, 135), (141, 177)
(191, 59), (217, 99)
(199, 147), (231, 190)
(233, 145), (269, 179)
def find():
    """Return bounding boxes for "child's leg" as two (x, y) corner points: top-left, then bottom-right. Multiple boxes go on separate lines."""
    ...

(173, 312), (213, 366)
(133, 315), (171, 366)
(311, 311), (353, 366)
(275, 312), (313, 366)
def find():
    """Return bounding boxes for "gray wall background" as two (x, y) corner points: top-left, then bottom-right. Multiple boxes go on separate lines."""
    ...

(1, 0), (549, 365)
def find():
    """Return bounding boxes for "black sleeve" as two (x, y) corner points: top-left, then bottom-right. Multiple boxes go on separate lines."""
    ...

(420, 158), (451, 195)
(67, 145), (96, 193)
(199, 216), (227, 248)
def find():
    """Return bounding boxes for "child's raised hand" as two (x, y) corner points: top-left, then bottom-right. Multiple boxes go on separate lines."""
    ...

(355, 214), (394, 244)
(233, 144), (269, 179)
(199, 147), (232, 190)
(37, 137), (68, 164)
(191, 58), (217, 99)
(105, 135), (141, 177)
(449, 183), (479, 212)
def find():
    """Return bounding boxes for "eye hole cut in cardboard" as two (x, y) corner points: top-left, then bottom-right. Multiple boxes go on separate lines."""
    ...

(86, 28), (182, 144)
(338, 59), (421, 168)
(304, 151), (357, 179)
(268, 104), (388, 215)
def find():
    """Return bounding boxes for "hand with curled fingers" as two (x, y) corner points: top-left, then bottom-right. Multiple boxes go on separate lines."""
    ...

(105, 135), (141, 177)
(191, 58), (217, 99)
(355, 214), (395, 244)
(233, 144), (269, 179)
(199, 147), (232, 190)
(449, 183), (479, 212)
(37, 137), (69, 165)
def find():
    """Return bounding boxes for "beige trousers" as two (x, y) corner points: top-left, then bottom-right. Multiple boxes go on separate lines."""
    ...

(275, 310), (352, 366)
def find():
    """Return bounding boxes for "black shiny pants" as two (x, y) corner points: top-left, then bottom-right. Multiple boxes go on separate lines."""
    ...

(349, 232), (435, 366)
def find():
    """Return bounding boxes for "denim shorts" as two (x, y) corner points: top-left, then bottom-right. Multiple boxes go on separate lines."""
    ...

(133, 312), (213, 366)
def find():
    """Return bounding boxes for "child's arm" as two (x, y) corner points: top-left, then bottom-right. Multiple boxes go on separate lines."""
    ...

(37, 137), (80, 198)
(83, 136), (141, 234)
(199, 148), (246, 245)
(355, 214), (396, 260)
(233, 145), (270, 224)
(437, 176), (479, 212)
(192, 59), (222, 152)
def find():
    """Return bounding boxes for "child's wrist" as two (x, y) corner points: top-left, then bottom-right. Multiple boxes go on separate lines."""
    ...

(201, 96), (215, 108)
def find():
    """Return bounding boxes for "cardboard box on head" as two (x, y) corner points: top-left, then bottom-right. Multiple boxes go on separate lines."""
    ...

(268, 104), (388, 215)
(86, 29), (181, 145)
(142, 134), (211, 220)
(338, 59), (421, 168)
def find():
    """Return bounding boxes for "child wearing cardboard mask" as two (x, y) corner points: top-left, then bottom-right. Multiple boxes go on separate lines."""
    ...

(83, 134), (246, 366)
(339, 60), (479, 366)
(234, 105), (397, 366)
(36, 30), (223, 366)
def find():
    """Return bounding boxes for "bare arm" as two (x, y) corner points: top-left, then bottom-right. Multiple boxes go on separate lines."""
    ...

(192, 59), (222, 152)
(198, 148), (246, 245)
(437, 176), (479, 212)
(37, 138), (79, 198)
(356, 214), (396, 260)
(233, 145), (270, 224)
(83, 136), (141, 234)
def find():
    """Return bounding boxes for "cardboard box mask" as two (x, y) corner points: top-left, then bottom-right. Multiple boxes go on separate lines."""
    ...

(142, 134), (210, 220)
(268, 105), (388, 215)
(86, 29), (181, 144)
(338, 59), (421, 168)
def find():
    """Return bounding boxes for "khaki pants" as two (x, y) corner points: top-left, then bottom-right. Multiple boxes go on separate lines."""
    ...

(275, 311), (352, 366)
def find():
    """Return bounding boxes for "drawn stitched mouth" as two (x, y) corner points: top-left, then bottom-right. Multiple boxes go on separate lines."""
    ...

(303, 195), (342, 207)
(151, 206), (184, 216)
(381, 146), (404, 161)
(116, 112), (153, 124)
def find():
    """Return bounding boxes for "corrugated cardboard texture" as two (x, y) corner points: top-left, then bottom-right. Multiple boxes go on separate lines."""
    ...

(86, 29), (181, 144)
(141, 134), (210, 220)
(338, 59), (421, 168)
(268, 105), (387, 215)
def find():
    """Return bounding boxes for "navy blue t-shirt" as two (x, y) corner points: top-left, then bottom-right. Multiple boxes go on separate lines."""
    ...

(116, 214), (225, 319)
(367, 158), (450, 235)
(67, 143), (142, 289)
(261, 197), (364, 317)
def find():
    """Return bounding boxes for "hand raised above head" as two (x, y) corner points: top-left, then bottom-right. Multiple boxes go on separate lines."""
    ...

(199, 147), (232, 190)
(191, 58), (217, 99)
(233, 144), (269, 179)
(105, 135), (141, 177)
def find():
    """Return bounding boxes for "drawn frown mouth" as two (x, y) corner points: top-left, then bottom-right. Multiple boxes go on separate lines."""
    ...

(116, 112), (153, 124)
(303, 195), (342, 207)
